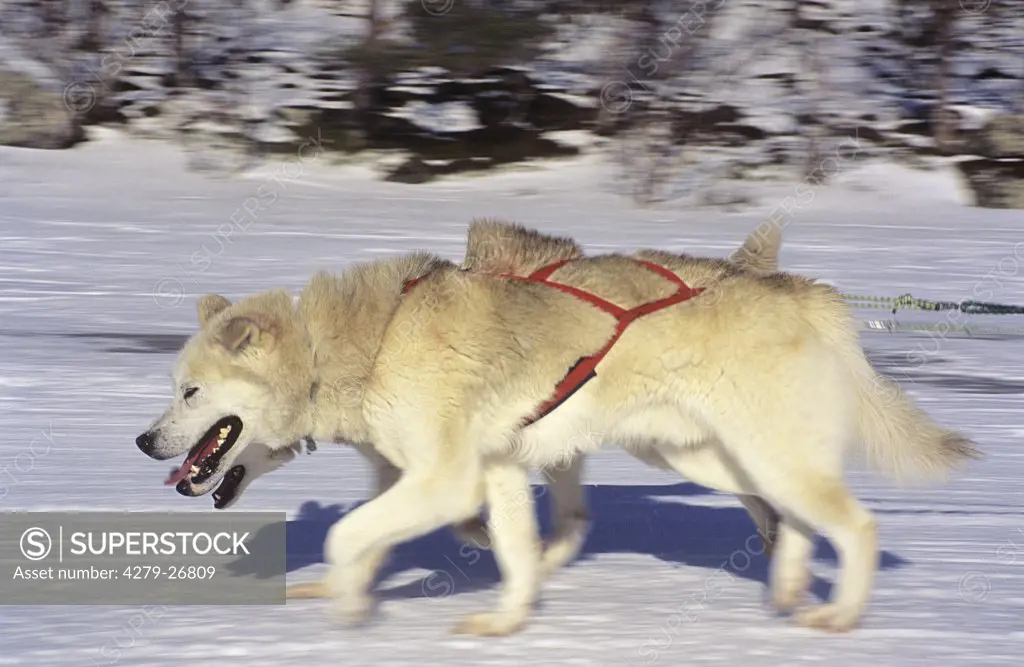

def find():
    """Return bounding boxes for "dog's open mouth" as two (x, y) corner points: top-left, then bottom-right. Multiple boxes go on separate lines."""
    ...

(165, 416), (243, 491)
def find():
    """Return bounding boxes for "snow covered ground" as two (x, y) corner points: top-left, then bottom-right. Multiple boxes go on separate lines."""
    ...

(1, 132), (1023, 665)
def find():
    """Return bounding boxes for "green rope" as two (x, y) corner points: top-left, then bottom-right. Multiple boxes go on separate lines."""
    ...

(842, 292), (1024, 316)
(839, 291), (1024, 336)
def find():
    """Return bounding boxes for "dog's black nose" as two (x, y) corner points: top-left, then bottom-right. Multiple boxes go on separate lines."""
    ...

(136, 432), (156, 454)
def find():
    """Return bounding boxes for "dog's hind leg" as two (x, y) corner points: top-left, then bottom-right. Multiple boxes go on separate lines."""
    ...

(452, 462), (541, 636)
(451, 516), (490, 550)
(738, 493), (780, 557)
(769, 476), (875, 632)
(538, 456), (589, 577)
(769, 518), (816, 612)
(714, 426), (877, 632)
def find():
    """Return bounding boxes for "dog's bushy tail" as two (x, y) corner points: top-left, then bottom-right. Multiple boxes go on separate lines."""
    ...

(855, 364), (980, 482)
(807, 286), (980, 483)
(832, 313), (981, 483)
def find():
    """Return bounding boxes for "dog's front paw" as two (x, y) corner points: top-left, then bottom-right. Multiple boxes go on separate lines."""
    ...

(329, 593), (377, 626)
(793, 603), (861, 633)
(286, 580), (328, 600)
(451, 610), (527, 637)
(322, 564), (377, 626)
(771, 570), (811, 613)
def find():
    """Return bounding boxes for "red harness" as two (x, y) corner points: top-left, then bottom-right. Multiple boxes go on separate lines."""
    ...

(402, 259), (705, 426)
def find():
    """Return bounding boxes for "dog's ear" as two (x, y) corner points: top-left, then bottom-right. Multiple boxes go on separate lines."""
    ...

(216, 315), (280, 354)
(729, 221), (782, 275)
(197, 295), (232, 328)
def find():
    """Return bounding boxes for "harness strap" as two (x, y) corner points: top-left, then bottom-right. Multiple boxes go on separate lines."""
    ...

(502, 274), (628, 318)
(527, 259), (573, 281)
(399, 257), (704, 427)
(401, 274), (426, 294)
(517, 259), (704, 426)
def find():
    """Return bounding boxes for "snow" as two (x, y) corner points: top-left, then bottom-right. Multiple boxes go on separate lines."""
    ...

(387, 100), (483, 134)
(1, 131), (1023, 665)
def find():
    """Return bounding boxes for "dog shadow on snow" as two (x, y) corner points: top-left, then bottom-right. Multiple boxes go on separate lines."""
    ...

(267, 483), (907, 606)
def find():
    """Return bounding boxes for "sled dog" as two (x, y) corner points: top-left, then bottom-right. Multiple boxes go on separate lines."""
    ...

(137, 221), (978, 636)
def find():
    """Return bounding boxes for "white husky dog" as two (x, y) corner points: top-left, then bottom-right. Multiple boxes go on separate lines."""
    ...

(138, 220), (977, 636)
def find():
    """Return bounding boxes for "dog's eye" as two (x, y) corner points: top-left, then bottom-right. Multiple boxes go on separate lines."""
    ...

(183, 387), (199, 401)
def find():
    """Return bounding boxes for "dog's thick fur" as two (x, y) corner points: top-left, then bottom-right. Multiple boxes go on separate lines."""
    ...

(140, 221), (978, 636)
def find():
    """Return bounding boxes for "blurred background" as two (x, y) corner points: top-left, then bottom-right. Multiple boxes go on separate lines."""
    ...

(1, 0), (1022, 207)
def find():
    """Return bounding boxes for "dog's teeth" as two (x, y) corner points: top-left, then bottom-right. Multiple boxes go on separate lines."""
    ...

(216, 437), (225, 447)
(190, 465), (200, 474)
(220, 426), (231, 437)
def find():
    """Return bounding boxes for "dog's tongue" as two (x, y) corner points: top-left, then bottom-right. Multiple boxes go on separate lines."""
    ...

(165, 435), (219, 486)
(165, 463), (192, 487)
